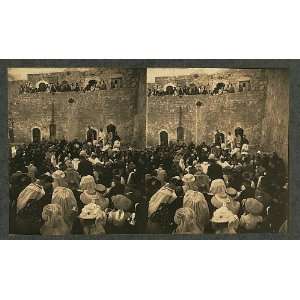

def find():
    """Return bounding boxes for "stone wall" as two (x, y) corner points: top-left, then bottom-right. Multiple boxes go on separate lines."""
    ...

(27, 68), (140, 90)
(261, 69), (289, 165)
(9, 82), (147, 148)
(9, 68), (147, 148)
(152, 69), (267, 92)
(133, 69), (147, 147)
(146, 91), (266, 147)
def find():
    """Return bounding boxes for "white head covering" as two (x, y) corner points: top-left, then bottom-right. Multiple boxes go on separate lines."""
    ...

(148, 185), (177, 217)
(16, 183), (45, 212)
(174, 207), (202, 234)
(51, 187), (78, 226)
(80, 175), (96, 191)
(209, 179), (227, 195)
(41, 203), (70, 236)
(183, 190), (210, 233)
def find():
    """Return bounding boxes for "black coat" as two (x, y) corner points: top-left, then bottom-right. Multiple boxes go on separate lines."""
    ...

(207, 162), (223, 181)
(78, 158), (94, 177)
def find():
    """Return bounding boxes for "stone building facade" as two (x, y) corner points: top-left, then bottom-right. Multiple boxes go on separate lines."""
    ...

(146, 69), (289, 165)
(8, 68), (289, 165)
(8, 68), (147, 148)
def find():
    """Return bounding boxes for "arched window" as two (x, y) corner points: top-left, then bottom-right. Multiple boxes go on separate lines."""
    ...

(177, 126), (184, 142)
(163, 83), (176, 94)
(166, 85), (175, 95)
(32, 127), (41, 143)
(160, 131), (168, 146)
(38, 82), (48, 92)
(36, 80), (49, 91)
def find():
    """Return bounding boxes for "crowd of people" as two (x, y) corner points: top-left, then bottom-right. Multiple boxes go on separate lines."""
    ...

(9, 126), (288, 236)
(148, 82), (246, 97)
(19, 79), (109, 94)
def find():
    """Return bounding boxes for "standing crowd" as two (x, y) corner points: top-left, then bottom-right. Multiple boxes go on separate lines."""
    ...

(19, 80), (108, 94)
(9, 126), (288, 236)
(148, 82), (244, 97)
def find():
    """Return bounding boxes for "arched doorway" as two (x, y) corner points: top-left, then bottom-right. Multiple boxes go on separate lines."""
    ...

(163, 83), (176, 95)
(32, 127), (41, 143)
(36, 80), (49, 91)
(160, 130), (168, 146)
(166, 85), (175, 95)
(86, 127), (98, 142)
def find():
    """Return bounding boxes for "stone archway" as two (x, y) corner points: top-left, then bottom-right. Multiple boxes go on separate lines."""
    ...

(163, 83), (176, 94)
(36, 80), (49, 91)
(32, 127), (41, 143)
(86, 127), (98, 142)
(159, 130), (169, 146)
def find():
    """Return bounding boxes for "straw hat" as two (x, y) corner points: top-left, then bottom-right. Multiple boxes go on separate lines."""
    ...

(79, 203), (104, 220)
(95, 184), (106, 193)
(112, 194), (132, 211)
(244, 198), (264, 215)
(182, 174), (195, 184)
(211, 206), (236, 223)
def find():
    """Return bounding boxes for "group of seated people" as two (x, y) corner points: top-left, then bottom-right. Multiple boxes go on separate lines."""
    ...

(18, 80), (109, 94)
(9, 133), (288, 236)
(148, 83), (243, 97)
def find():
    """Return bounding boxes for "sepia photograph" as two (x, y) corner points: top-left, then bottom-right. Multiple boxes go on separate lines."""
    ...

(2, 3), (300, 300)
(8, 67), (289, 236)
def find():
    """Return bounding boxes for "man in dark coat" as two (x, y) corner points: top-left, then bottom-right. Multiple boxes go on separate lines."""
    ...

(207, 154), (223, 181)
(214, 129), (225, 147)
(86, 126), (95, 143)
(77, 151), (93, 177)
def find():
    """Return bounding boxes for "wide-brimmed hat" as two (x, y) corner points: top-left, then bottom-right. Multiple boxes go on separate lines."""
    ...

(95, 184), (106, 193)
(244, 198), (264, 215)
(79, 203), (104, 220)
(211, 206), (236, 223)
(112, 194), (132, 211)
(211, 192), (231, 208)
(182, 174), (195, 184)
(52, 170), (65, 179)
